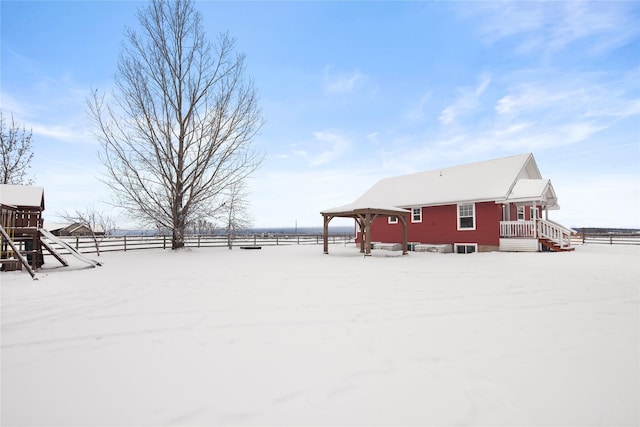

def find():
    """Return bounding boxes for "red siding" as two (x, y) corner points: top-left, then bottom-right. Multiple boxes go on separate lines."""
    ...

(509, 204), (542, 221)
(365, 202), (502, 246)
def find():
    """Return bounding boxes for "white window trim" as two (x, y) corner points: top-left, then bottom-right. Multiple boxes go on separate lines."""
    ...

(454, 243), (478, 254)
(457, 203), (476, 231)
(517, 206), (525, 221)
(411, 207), (422, 223)
(388, 215), (398, 224)
(530, 207), (539, 220)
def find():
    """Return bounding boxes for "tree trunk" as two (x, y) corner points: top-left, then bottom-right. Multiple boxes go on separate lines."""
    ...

(172, 207), (185, 249)
(172, 226), (185, 250)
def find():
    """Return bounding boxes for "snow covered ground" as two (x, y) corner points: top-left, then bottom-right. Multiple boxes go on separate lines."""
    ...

(2, 243), (639, 426)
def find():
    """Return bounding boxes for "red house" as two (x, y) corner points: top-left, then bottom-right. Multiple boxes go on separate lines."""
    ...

(321, 153), (574, 254)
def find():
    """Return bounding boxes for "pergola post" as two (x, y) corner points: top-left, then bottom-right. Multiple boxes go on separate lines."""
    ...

(323, 214), (331, 254)
(364, 213), (372, 256)
(400, 216), (408, 255)
(356, 215), (365, 253)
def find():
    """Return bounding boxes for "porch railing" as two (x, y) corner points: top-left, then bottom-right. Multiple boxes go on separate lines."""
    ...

(538, 219), (574, 249)
(500, 220), (574, 249)
(500, 221), (536, 238)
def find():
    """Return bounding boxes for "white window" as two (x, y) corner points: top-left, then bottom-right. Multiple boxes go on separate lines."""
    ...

(411, 207), (422, 223)
(530, 207), (539, 220)
(457, 203), (475, 230)
(455, 243), (477, 254)
(388, 216), (398, 224)
(517, 206), (525, 221)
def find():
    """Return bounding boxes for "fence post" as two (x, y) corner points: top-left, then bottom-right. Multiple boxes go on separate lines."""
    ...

(610, 235), (613, 245)
(198, 235), (201, 248)
(276, 235), (279, 245)
(124, 235), (127, 252)
(297, 235), (299, 245)
(254, 235), (257, 246)
(75, 235), (79, 250)
(163, 235), (166, 250)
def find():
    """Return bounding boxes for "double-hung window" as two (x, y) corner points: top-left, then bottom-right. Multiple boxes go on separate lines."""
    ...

(457, 203), (475, 230)
(411, 207), (422, 223)
(530, 207), (539, 220)
(517, 206), (525, 221)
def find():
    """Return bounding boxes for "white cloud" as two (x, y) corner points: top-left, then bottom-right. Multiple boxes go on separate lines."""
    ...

(404, 92), (432, 124)
(30, 123), (95, 144)
(0, 93), (33, 117)
(438, 74), (491, 125)
(323, 68), (366, 95)
(293, 130), (351, 167)
(495, 84), (592, 116)
(366, 132), (379, 143)
(467, 1), (640, 57)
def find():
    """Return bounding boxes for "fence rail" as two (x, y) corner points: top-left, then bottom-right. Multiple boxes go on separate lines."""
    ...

(572, 233), (640, 246)
(37, 231), (640, 260)
(42, 233), (354, 256)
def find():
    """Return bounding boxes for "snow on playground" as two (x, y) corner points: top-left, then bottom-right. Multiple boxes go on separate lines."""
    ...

(1, 244), (639, 426)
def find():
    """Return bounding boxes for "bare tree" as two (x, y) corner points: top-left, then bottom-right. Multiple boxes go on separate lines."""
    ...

(58, 208), (117, 256)
(220, 181), (253, 249)
(188, 218), (217, 235)
(88, 0), (263, 250)
(0, 112), (35, 185)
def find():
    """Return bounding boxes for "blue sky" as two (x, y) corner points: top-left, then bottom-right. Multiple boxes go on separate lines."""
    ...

(2, 1), (639, 229)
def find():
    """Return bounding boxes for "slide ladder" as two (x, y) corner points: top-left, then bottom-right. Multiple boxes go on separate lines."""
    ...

(39, 228), (102, 267)
(0, 224), (37, 279)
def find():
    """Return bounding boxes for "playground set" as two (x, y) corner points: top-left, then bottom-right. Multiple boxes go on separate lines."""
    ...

(0, 184), (100, 280)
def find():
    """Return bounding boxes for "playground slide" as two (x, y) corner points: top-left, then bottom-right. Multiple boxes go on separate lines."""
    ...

(39, 228), (102, 267)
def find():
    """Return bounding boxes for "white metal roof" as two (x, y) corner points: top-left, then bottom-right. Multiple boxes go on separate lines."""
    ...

(0, 184), (45, 209)
(322, 153), (559, 213)
(507, 179), (559, 209)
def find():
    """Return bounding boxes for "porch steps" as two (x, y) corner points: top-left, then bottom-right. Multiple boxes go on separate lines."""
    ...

(539, 238), (575, 252)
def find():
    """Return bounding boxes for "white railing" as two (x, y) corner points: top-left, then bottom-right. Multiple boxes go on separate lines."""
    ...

(538, 219), (574, 249)
(500, 221), (536, 238)
(500, 219), (574, 249)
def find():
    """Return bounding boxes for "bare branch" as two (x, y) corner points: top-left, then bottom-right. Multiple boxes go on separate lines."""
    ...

(0, 112), (35, 185)
(58, 208), (117, 256)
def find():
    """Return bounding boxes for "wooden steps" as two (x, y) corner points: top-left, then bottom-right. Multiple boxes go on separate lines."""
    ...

(539, 238), (575, 252)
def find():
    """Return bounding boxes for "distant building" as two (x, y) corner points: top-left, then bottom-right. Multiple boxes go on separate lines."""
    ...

(44, 222), (104, 237)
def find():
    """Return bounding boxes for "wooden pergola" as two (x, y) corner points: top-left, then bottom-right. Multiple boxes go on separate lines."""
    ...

(321, 207), (409, 256)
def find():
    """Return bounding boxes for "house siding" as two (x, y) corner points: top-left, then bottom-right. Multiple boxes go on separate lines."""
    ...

(365, 201), (501, 250)
(509, 204), (542, 221)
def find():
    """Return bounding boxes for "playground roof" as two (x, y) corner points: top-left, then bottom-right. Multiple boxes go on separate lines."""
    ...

(0, 185), (45, 210)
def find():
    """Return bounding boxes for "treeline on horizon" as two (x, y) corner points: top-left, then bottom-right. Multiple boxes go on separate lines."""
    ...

(573, 227), (640, 234)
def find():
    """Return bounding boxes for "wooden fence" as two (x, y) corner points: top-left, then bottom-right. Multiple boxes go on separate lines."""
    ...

(44, 233), (355, 256)
(38, 231), (639, 259)
(571, 232), (640, 246)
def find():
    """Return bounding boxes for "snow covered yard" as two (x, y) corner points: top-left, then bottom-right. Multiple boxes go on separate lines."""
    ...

(1, 244), (638, 426)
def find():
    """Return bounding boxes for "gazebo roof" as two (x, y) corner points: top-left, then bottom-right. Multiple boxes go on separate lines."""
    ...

(321, 204), (409, 218)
